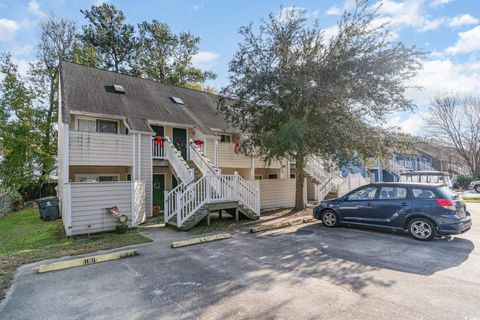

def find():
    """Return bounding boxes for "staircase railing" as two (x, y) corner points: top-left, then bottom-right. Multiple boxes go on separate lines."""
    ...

(305, 156), (334, 202)
(164, 136), (194, 184)
(189, 140), (220, 176)
(174, 173), (260, 227)
(317, 172), (334, 201)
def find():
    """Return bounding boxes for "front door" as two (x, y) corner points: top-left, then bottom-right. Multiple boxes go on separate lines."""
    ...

(153, 174), (165, 209)
(172, 127), (187, 159)
(151, 125), (164, 137)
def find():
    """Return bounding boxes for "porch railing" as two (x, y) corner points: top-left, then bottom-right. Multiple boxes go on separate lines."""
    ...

(152, 137), (165, 159)
(189, 139), (220, 176)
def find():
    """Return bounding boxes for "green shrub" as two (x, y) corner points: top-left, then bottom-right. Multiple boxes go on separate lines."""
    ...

(456, 175), (479, 189)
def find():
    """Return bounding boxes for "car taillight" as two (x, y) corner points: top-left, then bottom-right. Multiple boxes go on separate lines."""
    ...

(435, 199), (456, 211)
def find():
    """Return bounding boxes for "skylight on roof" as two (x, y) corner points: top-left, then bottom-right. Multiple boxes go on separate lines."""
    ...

(113, 84), (125, 93)
(170, 96), (185, 105)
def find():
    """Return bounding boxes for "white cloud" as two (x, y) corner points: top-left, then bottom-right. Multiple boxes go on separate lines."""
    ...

(28, 0), (46, 18)
(430, 0), (454, 7)
(11, 57), (32, 77)
(375, 0), (445, 32)
(191, 2), (204, 11)
(192, 51), (219, 66)
(0, 19), (18, 41)
(325, 6), (341, 16)
(448, 14), (479, 27)
(406, 59), (480, 106)
(445, 26), (480, 54)
(386, 112), (427, 135)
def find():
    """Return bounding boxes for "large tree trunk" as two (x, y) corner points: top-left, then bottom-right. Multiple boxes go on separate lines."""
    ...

(294, 154), (306, 211)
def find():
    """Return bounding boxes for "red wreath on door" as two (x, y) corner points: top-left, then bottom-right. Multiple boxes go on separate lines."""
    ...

(234, 142), (241, 154)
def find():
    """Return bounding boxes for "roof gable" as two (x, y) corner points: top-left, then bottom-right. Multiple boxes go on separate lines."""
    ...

(60, 61), (233, 135)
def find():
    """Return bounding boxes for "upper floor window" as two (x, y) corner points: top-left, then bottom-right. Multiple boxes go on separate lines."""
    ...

(219, 134), (231, 143)
(78, 118), (118, 134)
(97, 120), (118, 134)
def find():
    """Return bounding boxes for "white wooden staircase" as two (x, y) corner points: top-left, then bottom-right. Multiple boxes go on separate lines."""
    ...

(162, 139), (260, 230)
(304, 156), (335, 202)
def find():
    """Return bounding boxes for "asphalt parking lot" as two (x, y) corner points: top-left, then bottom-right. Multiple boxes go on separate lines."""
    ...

(1, 204), (479, 320)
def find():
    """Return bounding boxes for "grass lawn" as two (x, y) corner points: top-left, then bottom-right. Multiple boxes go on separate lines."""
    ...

(0, 208), (152, 300)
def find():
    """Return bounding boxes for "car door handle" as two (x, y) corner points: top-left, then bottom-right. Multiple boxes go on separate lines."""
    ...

(366, 202), (373, 207)
(401, 202), (409, 207)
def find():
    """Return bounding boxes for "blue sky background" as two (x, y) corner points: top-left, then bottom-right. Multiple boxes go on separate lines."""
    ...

(0, 0), (479, 135)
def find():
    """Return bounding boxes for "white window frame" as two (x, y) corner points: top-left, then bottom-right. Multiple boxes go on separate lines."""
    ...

(75, 116), (120, 134)
(219, 133), (232, 143)
(74, 174), (121, 183)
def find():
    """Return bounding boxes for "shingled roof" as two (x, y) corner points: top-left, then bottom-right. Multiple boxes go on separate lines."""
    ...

(60, 61), (235, 135)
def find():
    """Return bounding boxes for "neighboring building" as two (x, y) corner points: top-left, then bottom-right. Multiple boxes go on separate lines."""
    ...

(57, 62), (332, 236)
(369, 152), (435, 182)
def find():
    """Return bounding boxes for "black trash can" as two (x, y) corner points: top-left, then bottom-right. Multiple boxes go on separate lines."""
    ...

(36, 196), (59, 221)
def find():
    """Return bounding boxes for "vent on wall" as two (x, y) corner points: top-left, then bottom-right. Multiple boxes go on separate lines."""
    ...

(169, 96), (185, 105)
(112, 84), (126, 94)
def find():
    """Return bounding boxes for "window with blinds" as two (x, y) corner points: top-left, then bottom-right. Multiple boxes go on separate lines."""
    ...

(78, 119), (96, 132)
(77, 119), (118, 134)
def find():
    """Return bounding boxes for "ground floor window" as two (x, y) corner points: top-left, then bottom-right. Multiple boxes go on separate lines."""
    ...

(255, 175), (263, 180)
(290, 174), (296, 179)
(268, 174), (278, 179)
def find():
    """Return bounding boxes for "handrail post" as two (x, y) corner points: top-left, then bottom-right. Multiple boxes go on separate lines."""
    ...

(176, 192), (181, 226)
(164, 191), (168, 222)
(206, 174), (211, 202)
(234, 171), (239, 201)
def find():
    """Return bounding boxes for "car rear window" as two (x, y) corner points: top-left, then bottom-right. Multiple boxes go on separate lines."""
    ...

(379, 187), (407, 199)
(411, 188), (436, 199)
(437, 186), (458, 200)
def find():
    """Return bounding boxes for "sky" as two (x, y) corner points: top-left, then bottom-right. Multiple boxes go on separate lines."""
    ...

(0, 0), (479, 136)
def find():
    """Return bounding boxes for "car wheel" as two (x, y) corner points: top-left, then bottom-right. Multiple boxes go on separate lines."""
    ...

(408, 218), (437, 241)
(475, 185), (480, 193)
(321, 210), (339, 228)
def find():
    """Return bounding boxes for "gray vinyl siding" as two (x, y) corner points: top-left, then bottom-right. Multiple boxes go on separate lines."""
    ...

(70, 182), (132, 235)
(69, 131), (133, 166)
(140, 134), (152, 217)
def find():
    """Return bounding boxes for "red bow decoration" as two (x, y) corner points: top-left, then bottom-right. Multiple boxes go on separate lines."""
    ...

(234, 142), (241, 154)
(194, 140), (204, 146)
(154, 136), (163, 148)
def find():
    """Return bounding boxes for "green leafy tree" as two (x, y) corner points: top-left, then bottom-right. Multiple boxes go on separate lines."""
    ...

(29, 16), (77, 190)
(135, 20), (216, 86)
(69, 41), (98, 67)
(219, 1), (421, 210)
(0, 54), (45, 198)
(81, 3), (138, 73)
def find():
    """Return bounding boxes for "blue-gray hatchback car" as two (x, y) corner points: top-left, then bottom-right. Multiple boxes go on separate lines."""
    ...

(313, 182), (472, 241)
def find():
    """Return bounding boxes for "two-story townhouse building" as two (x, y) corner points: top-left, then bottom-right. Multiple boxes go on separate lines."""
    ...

(58, 62), (332, 236)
